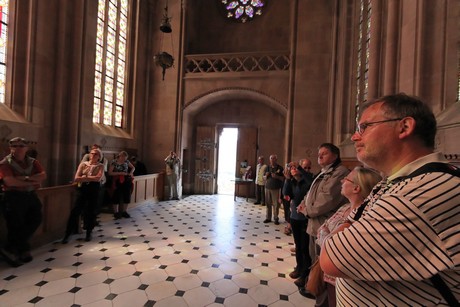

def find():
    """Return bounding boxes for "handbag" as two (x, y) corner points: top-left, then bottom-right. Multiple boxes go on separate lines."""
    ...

(305, 259), (326, 296)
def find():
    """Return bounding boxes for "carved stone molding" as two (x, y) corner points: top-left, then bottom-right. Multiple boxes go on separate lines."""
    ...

(185, 52), (290, 74)
(184, 87), (287, 113)
(198, 138), (215, 150)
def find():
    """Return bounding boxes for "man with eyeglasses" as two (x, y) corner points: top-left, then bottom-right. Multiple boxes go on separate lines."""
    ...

(0, 137), (47, 267)
(320, 93), (460, 305)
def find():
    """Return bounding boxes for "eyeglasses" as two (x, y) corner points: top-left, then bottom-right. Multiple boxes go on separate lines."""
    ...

(10, 144), (27, 148)
(356, 118), (402, 135)
(343, 177), (356, 184)
(90, 152), (100, 156)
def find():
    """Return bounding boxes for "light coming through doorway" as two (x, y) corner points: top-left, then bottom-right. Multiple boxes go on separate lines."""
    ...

(217, 128), (238, 195)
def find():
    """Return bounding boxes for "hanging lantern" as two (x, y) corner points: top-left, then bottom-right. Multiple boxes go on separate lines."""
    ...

(160, 2), (172, 33)
(154, 52), (174, 80)
(155, 0), (174, 80)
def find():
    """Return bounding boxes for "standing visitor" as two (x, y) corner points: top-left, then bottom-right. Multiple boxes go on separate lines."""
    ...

(283, 160), (314, 290)
(263, 154), (284, 225)
(109, 151), (135, 219)
(81, 144), (109, 215)
(297, 143), (349, 302)
(62, 148), (104, 243)
(254, 156), (267, 205)
(165, 151), (180, 200)
(0, 137), (47, 267)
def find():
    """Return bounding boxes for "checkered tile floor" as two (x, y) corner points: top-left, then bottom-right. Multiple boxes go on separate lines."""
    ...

(0, 194), (315, 306)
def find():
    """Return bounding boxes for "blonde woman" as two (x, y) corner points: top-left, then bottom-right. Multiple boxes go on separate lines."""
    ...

(62, 148), (104, 243)
(316, 166), (382, 306)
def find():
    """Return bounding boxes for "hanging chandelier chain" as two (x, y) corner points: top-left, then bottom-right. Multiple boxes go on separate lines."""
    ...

(170, 29), (175, 58)
(159, 30), (164, 52)
(154, 0), (174, 80)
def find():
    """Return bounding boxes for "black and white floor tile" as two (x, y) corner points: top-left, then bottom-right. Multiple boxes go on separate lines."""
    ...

(0, 194), (315, 306)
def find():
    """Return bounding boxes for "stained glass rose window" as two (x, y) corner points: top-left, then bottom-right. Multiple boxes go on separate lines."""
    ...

(221, 0), (266, 23)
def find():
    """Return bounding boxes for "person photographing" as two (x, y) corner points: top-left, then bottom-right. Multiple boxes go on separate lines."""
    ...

(165, 151), (180, 200)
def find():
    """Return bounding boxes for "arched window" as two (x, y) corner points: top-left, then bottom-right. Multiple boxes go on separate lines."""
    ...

(355, 0), (371, 119)
(0, 0), (9, 104)
(93, 0), (129, 128)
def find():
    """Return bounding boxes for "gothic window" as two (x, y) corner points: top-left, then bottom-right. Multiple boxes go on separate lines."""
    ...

(457, 45), (460, 102)
(221, 0), (266, 23)
(93, 0), (129, 128)
(355, 0), (371, 119)
(0, 0), (9, 104)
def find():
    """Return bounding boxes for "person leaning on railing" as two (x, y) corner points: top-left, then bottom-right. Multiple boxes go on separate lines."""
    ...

(62, 148), (104, 244)
(0, 137), (47, 267)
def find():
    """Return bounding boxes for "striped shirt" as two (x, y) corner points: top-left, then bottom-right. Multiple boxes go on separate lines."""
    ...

(324, 153), (460, 306)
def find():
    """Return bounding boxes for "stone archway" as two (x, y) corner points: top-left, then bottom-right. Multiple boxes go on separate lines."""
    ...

(183, 87), (287, 117)
(180, 88), (287, 194)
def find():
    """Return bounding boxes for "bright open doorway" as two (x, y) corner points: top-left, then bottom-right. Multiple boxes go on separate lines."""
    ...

(217, 128), (238, 195)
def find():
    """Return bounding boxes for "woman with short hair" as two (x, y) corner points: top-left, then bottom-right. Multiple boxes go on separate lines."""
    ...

(108, 151), (135, 219)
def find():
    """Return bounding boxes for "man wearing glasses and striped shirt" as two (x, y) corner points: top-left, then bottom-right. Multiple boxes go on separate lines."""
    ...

(320, 94), (460, 306)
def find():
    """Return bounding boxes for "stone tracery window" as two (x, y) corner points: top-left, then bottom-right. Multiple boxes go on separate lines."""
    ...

(93, 0), (129, 128)
(0, 0), (9, 104)
(221, 0), (266, 23)
(355, 0), (371, 120)
(457, 46), (460, 102)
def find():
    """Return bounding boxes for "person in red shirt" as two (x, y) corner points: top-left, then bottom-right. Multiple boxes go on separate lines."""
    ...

(0, 137), (46, 267)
